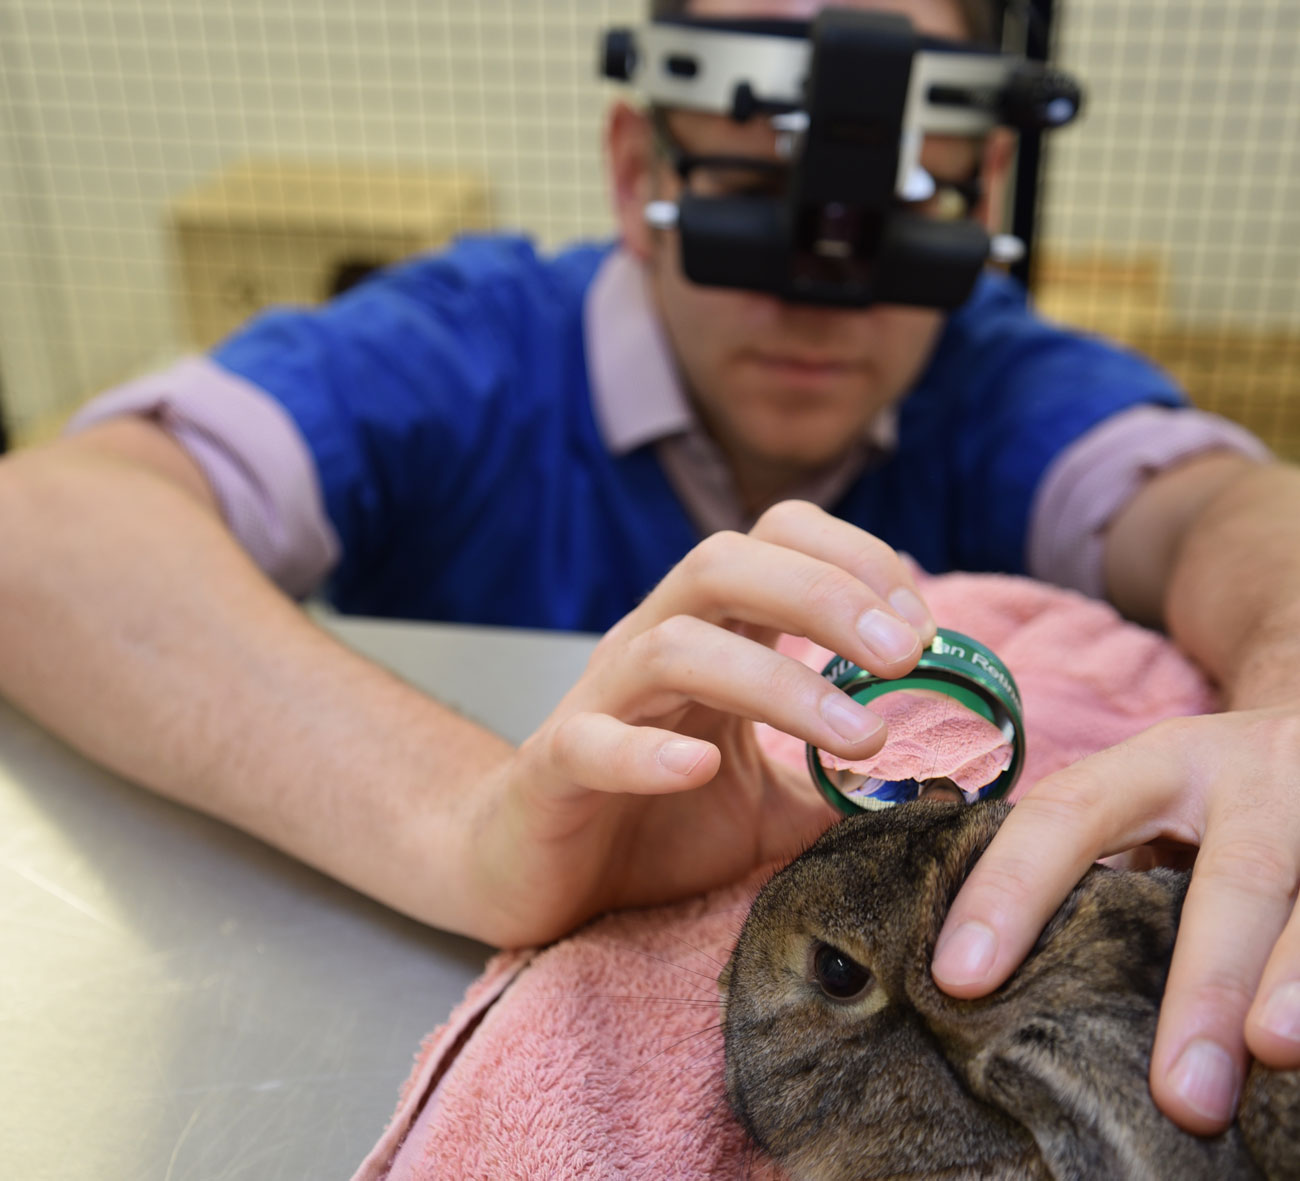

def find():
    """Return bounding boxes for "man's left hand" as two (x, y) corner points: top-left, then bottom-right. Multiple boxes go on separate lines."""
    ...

(931, 704), (1300, 1134)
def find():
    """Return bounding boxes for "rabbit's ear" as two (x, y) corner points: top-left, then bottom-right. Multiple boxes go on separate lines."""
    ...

(1240, 1059), (1300, 1177)
(912, 867), (1258, 1178)
(959, 1002), (1251, 1178)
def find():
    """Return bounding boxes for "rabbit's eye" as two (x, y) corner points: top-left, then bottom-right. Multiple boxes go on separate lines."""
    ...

(811, 941), (873, 1002)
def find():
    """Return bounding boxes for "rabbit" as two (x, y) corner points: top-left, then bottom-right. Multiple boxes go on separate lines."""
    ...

(721, 799), (1299, 1180)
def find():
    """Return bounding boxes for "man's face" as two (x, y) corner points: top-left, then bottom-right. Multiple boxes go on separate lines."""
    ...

(618, 0), (993, 484)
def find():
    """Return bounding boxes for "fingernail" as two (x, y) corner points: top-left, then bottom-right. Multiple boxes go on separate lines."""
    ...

(1169, 1040), (1240, 1123)
(889, 587), (935, 638)
(857, 608), (920, 664)
(1259, 981), (1300, 1044)
(933, 921), (997, 985)
(658, 739), (708, 776)
(819, 693), (884, 744)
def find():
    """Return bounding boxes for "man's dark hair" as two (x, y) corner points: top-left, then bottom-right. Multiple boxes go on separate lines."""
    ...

(648, 1), (1001, 47)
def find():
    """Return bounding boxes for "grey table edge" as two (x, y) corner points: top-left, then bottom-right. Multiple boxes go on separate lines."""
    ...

(0, 609), (599, 1181)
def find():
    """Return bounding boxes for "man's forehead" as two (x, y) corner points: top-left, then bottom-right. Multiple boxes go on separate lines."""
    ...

(681, 0), (968, 42)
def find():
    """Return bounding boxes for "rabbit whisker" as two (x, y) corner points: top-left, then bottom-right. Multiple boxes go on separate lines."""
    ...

(617, 1022), (724, 1083)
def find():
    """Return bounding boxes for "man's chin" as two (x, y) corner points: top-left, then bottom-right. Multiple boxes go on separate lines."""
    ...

(738, 429), (864, 476)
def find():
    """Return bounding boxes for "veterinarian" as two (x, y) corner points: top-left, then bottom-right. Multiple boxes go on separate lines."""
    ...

(0, 0), (1295, 1140)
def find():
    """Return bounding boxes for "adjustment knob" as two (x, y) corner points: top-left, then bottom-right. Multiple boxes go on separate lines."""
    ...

(999, 66), (1083, 129)
(601, 28), (638, 81)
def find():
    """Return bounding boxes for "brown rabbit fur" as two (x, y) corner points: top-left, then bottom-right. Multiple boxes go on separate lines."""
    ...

(721, 800), (1299, 1180)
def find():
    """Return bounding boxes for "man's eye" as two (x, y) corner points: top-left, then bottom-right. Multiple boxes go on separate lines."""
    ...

(688, 167), (786, 199)
(912, 184), (976, 222)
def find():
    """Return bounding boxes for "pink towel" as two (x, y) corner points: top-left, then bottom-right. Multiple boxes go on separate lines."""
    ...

(352, 573), (1216, 1180)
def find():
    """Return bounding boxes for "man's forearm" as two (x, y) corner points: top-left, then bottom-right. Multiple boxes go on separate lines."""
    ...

(0, 438), (513, 933)
(1164, 462), (1300, 708)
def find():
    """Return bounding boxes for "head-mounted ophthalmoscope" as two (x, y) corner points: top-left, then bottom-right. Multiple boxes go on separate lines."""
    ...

(600, 10), (1082, 310)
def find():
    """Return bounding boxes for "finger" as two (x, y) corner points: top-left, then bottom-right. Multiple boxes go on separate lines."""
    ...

(1246, 901), (1300, 1068)
(1150, 819), (1299, 1133)
(932, 731), (1188, 997)
(750, 500), (937, 641)
(633, 529), (925, 679)
(605, 615), (888, 758)
(545, 711), (721, 796)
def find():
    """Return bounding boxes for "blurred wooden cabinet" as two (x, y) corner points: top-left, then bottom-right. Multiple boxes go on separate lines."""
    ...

(169, 159), (491, 348)
(1034, 250), (1300, 461)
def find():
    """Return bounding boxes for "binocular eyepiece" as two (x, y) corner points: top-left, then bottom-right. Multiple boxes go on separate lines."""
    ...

(601, 10), (1083, 310)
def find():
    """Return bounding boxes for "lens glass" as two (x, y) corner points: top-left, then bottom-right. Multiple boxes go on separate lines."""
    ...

(813, 685), (1013, 808)
(904, 179), (980, 222)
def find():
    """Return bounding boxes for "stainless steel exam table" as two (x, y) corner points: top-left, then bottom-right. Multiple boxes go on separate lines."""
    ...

(1, 612), (599, 1180)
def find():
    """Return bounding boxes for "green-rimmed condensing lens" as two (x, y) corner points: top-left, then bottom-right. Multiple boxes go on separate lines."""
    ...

(807, 628), (1026, 815)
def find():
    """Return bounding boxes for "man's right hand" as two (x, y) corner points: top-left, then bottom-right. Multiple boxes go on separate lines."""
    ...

(0, 438), (930, 949)
(461, 500), (936, 946)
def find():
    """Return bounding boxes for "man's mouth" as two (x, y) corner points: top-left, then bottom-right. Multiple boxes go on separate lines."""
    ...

(751, 353), (857, 378)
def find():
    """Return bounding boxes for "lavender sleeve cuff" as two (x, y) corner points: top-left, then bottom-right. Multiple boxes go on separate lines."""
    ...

(65, 356), (341, 598)
(1027, 404), (1272, 598)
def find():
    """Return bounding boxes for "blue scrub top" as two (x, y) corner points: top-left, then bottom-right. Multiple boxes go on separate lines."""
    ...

(212, 235), (1185, 632)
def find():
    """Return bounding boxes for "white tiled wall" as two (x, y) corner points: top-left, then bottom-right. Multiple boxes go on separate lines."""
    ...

(1, 0), (1297, 433)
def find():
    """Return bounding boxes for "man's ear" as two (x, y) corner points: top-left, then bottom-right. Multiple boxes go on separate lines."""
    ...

(976, 127), (1017, 233)
(605, 100), (657, 260)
